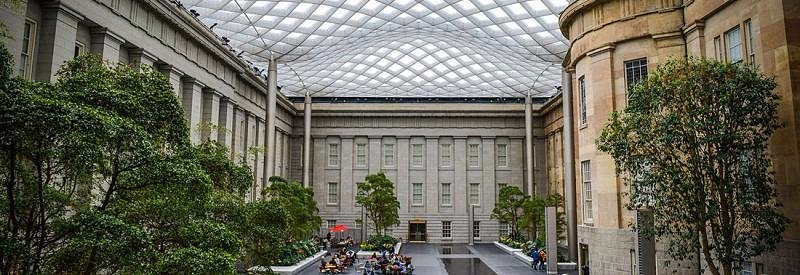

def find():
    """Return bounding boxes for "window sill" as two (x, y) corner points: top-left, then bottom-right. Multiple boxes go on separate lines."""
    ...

(579, 124), (588, 130)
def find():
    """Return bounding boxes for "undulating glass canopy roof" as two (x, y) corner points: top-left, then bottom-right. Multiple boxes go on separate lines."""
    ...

(180, 0), (569, 98)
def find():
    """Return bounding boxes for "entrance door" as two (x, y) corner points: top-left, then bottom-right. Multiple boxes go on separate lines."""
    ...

(409, 222), (427, 242)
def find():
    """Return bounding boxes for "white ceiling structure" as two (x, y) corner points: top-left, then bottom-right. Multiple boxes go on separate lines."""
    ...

(180, 0), (570, 98)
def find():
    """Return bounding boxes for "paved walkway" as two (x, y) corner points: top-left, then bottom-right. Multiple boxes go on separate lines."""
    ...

(295, 243), (576, 275)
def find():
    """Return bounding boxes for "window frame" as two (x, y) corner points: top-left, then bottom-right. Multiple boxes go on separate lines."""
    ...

(472, 221), (480, 239)
(623, 58), (648, 101)
(19, 18), (37, 80)
(439, 143), (452, 167)
(725, 25), (743, 63)
(442, 221), (452, 238)
(74, 41), (86, 58)
(440, 182), (452, 206)
(327, 182), (339, 205)
(468, 143), (480, 167)
(355, 143), (367, 168)
(328, 143), (340, 166)
(382, 143), (395, 167)
(411, 143), (424, 167)
(744, 19), (756, 63)
(411, 182), (424, 206)
(468, 183), (481, 206)
(578, 75), (587, 126)
(496, 144), (508, 167)
(581, 160), (593, 223)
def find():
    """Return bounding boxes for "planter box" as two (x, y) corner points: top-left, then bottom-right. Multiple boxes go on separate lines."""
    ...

(356, 242), (402, 260)
(249, 250), (327, 275)
(493, 241), (522, 254)
(512, 251), (533, 266)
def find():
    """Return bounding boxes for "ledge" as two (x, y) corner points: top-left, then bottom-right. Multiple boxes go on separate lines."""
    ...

(249, 250), (327, 275)
(493, 241), (522, 253)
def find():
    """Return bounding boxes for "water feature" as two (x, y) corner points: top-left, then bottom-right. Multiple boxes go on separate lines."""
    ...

(441, 257), (497, 275)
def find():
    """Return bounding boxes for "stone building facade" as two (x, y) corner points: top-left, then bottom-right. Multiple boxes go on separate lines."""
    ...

(1, 0), (565, 245)
(0, 0), (298, 201)
(560, 0), (800, 274)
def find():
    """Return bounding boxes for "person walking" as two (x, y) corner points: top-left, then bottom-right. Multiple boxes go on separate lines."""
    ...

(531, 246), (540, 270)
(539, 249), (548, 270)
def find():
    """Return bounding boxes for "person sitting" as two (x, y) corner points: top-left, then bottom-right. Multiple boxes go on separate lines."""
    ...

(403, 262), (415, 274)
(327, 258), (338, 274)
(370, 252), (378, 262)
(319, 261), (328, 274)
(362, 259), (375, 275)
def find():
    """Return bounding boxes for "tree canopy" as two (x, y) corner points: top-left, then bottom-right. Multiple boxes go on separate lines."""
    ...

(596, 58), (790, 275)
(0, 50), (300, 274)
(356, 172), (400, 236)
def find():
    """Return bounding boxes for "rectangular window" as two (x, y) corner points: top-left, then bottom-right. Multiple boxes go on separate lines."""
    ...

(327, 182), (339, 205)
(496, 144), (508, 167)
(440, 183), (452, 206)
(726, 26), (743, 63)
(499, 222), (510, 236)
(328, 144), (340, 166)
(468, 144), (480, 167)
(624, 58), (648, 95)
(412, 183), (424, 206)
(745, 20), (756, 63)
(442, 221), (452, 238)
(19, 19), (37, 80)
(354, 219), (362, 230)
(326, 220), (336, 229)
(355, 143), (367, 167)
(439, 143), (452, 167)
(714, 36), (724, 61)
(383, 144), (395, 167)
(473, 221), (480, 238)
(740, 261), (753, 275)
(411, 144), (424, 167)
(581, 161), (593, 223)
(579, 76), (587, 126)
(74, 41), (86, 58)
(468, 183), (480, 206)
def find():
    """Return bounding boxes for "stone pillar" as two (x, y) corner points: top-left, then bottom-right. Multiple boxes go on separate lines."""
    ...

(128, 48), (157, 68)
(255, 118), (265, 188)
(218, 97), (235, 149)
(635, 209), (656, 275)
(181, 77), (204, 144)
(201, 88), (221, 142)
(36, 4), (82, 81)
(562, 69), (578, 261)
(90, 27), (123, 63)
(265, 57), (278, 181)
(303, 93), (312, 187)
(546, 206), (558, 274)
(158, 64), (183, 100)
(525, 93), (535, 196)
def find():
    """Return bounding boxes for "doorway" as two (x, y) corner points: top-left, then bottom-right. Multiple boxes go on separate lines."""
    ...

(408, 221), (427, 242)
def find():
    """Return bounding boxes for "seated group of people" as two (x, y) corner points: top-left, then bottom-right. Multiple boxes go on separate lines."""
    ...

(319, 248), (356, 274)
(363, 251), (414, 275)
(323, 233), (355, 249)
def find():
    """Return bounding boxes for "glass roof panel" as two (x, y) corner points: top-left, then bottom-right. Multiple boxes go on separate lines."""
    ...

(180, 0), (569, 98)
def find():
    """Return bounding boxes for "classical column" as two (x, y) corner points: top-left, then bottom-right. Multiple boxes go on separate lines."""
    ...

(525, 93), (535, 196)
(217, 97), (235, 149)
(562, 70), (578, 261)
(90, 27), (123, 63)
(265, 57), (278, 181)
(36, 4), (82, 81)
(546, 206), (558, 274)
(181, 77), (204, 144)
(128, 48), (157, 68)
(201, 88), (221, 141)
(303, 93), (312, 187)
(158, 64), (183, 100)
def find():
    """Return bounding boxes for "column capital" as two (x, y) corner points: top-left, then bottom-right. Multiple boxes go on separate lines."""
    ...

(90, 27), (125, 44)
(41, 2), (85, 23)
(181, 76), (205, 88)
(158, 63), (184, 76)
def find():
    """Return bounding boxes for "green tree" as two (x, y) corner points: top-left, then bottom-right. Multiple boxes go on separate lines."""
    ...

(266, 176), (321, 241)
(356, 172), (400, 236)
(596, 58), (790, 275)
(519, 194), (566, 244)
(491, 185), (527, 237)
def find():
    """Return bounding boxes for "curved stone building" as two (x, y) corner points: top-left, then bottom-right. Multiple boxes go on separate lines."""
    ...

(560, 0), (800, 274)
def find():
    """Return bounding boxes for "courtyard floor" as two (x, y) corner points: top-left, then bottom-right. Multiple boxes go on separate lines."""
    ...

(296, 243), (578, 275)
